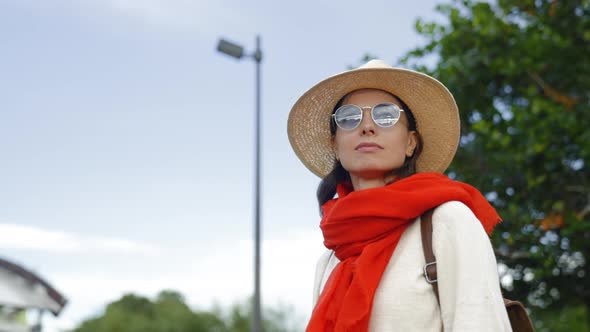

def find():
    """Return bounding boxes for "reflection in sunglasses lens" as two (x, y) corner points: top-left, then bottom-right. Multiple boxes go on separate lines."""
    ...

(373, 104), (399, 127)
(337, 105), (362, 129)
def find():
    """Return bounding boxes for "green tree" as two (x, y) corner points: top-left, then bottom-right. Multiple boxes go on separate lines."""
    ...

(72, 291), (226, 332)
(71, 291), (301, 332)
(400, 0), (589, 330)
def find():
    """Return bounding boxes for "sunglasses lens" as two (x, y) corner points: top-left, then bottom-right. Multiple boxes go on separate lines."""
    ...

(334, 105), (362, 130)
(373, 103), (401, 127)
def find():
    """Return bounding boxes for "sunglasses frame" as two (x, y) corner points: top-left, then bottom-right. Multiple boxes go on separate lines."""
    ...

(332, 102), (405, 130)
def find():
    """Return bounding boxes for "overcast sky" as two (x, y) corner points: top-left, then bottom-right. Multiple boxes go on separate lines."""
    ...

(0, 0), (446, 330)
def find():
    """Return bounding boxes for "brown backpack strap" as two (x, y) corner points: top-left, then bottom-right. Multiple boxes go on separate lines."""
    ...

(420, 209), (440, 306)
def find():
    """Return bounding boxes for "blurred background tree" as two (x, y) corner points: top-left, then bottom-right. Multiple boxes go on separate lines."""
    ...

(71, 290), (301, 332)
(400, 0), (589, 330)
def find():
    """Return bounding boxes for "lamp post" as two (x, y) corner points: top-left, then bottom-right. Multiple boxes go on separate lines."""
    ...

(216, 36), (263, 332)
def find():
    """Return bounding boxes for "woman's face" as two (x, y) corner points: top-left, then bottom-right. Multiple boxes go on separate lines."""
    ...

(333, 89), (418, 182)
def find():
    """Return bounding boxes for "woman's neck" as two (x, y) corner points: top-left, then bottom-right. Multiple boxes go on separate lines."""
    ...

(350, 173), (398, 191)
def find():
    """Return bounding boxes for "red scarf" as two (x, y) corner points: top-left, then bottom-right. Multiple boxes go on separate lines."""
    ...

(306, 172), (501, 332)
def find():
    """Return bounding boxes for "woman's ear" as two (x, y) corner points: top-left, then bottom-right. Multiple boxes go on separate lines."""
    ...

(406, 131), (418, 157)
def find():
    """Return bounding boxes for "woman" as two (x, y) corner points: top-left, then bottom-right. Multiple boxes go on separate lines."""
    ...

(287, 60), (512, 331)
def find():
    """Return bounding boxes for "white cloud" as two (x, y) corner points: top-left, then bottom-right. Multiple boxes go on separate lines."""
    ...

(0, 223), (162, 256)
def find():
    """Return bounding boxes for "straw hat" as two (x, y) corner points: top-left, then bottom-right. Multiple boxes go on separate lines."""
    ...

(287, 59), (460, 178)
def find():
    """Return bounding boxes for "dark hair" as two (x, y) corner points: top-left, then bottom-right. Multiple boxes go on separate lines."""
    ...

(316, 90), (424, 213)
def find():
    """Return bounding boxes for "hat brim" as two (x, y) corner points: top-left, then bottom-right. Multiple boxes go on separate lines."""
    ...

(288, 66), (460, 178)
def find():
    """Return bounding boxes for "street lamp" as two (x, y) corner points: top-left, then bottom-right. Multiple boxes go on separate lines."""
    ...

(216, 36), (263, 332)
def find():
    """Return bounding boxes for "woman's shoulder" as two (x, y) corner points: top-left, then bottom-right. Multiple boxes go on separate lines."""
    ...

(315, 249), (334, 268)
(429, 200), (498, 279)
(314, 250), (338, 279)
(312, 249), (340, 305)
(431, 201), (488, 236)
(433, 200), (474, 219)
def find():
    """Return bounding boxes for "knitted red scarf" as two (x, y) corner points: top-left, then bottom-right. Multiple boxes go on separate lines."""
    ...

(306, 172), (501, 332)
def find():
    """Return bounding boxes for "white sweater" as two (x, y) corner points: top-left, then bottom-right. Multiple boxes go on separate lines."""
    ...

(312, 201), (512, 331)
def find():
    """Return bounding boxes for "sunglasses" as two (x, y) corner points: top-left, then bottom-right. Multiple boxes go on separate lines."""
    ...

(332, 102), (405, 130)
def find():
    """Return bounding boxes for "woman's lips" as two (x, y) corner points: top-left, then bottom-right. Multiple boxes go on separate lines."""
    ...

(355, 142), (384, 152)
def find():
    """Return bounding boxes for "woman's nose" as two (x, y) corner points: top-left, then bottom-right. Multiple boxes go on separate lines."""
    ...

(360, 108), (376, 135)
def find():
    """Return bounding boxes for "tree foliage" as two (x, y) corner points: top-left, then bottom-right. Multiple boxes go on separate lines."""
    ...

(71, 291), (300, 332)
(401, 0), (589, 330)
